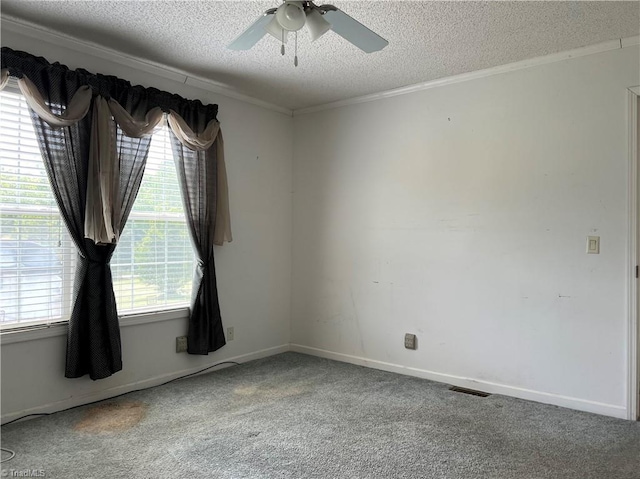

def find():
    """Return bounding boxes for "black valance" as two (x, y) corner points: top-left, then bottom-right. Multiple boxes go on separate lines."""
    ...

(1, 47), (217, 129)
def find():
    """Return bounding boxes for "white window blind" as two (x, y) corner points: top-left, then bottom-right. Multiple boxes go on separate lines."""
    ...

(0, 87), (75, 326)
(0, 85), (194, 327)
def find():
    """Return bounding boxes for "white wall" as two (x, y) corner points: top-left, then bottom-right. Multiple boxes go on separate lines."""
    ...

(1, 28), (293, 422)
(291, 45), (640, 418)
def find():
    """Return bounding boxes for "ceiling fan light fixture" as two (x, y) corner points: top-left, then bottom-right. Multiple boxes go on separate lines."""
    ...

(305, 8), (331, 41)
(275, 1), (306, 31)
(228, 1), (388, 56)
(265, 15), (288, 43)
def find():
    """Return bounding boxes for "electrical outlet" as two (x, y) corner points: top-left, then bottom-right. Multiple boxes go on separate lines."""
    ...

(227, 327), (234, 341)
(404, 333), (417, 350)
(176, 336), (188, 353)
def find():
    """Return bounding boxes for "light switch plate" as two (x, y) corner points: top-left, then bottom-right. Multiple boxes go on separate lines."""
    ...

(587, 236), (600, 254)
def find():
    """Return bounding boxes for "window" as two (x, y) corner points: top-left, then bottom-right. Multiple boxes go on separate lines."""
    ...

(0, 85), (194, 327)
(111, 126), (195, 313)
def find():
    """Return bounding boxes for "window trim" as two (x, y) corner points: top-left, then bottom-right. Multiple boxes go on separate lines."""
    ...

(0, 306), (190, 345)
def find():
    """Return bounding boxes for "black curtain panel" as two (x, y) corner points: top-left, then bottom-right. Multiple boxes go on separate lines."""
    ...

(27, 84), (152, 380)
(1, 47), (223, 378)
(170, 133), (225, 354)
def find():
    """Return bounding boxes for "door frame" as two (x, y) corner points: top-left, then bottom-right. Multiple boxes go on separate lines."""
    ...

(628, 86), (639, 420)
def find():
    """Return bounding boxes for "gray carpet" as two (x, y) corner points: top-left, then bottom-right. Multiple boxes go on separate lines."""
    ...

(1, 352), (639, 478)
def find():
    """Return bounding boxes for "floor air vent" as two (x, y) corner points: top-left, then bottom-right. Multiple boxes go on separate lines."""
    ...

(449, 386), (490, 397)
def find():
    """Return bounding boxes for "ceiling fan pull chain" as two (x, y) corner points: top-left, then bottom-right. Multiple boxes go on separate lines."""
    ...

(294, 30), (299, 67)
(281, 28), (285, 55)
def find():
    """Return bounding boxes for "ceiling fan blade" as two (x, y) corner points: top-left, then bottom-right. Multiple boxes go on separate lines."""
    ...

(228, 13), (273, 50)
(323, 9), (388, 53)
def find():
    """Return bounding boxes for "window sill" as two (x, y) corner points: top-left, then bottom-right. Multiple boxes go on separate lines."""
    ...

(0, 307), (190, 345)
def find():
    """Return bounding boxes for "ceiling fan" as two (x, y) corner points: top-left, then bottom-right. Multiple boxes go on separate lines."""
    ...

(228, 1), (388, 65)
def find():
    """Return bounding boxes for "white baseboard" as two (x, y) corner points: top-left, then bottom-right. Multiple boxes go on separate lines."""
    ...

(290, 344), (628, 419)
(3, 343), (628, 424)
(1, 344), (290, 425)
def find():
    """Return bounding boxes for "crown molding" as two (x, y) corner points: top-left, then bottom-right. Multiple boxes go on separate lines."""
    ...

(2, 14), (635, 119)
(294, 36), (636, 116)
(0, 16), (293, 117)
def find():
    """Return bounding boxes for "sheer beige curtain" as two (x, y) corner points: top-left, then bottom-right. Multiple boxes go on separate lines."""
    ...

(0, 69), (8, 90)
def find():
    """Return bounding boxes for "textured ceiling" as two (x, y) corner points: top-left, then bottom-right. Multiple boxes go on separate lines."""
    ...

(1, 1), (638, 110)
